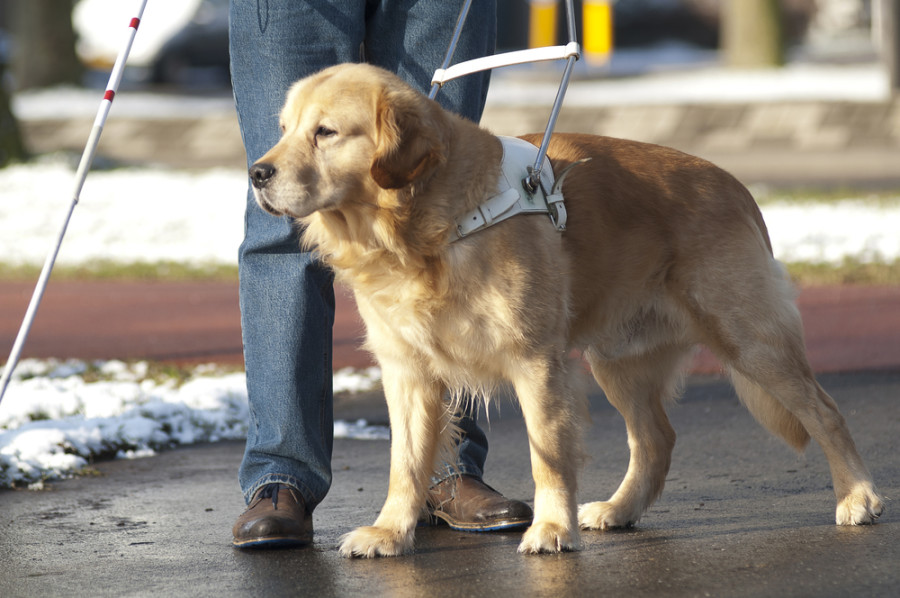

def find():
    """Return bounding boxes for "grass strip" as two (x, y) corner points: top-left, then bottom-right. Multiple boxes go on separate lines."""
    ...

(752, 186), (900, 206)
(1, 258), (899, 287)
(0, 260), (239, 282)
(784, 258), (900, 286)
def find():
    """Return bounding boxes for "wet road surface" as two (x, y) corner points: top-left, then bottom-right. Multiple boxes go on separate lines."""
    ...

(1, 371), (897, 597)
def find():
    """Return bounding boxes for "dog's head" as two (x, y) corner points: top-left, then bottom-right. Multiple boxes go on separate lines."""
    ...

(249, 63), (449, 219)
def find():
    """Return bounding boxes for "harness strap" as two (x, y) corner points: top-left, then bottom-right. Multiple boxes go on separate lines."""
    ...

(452, 137), (566, 241)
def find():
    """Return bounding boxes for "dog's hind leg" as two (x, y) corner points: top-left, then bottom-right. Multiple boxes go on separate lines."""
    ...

(692, 261), (883, 525)
(339, 366), (447, 557)
(728, 367), (882, 524)
(579, 343), (687, 530)
(513, 354), (587, 554)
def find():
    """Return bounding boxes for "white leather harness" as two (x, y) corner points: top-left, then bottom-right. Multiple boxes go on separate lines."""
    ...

(451, 136), (567, 242)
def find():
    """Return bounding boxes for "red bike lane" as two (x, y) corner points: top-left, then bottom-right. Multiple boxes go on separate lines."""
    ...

(1, 280), (899, 374)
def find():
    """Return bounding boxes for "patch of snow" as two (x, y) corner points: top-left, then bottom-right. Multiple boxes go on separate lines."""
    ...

(0, 360), (385, 489)
(1, 160), (897, 269)
(765, 200), (900, 264)
(0, 158), (246, 267)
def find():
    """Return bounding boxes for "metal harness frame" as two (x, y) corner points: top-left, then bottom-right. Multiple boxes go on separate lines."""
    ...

(428, 0), (581, 216)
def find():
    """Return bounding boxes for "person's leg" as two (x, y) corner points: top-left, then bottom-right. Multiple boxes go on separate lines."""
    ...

(363, 0), (495, 121)
(229, 0), (364, 529)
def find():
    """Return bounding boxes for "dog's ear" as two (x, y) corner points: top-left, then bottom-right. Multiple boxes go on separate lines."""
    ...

(370, 89), (446, 190)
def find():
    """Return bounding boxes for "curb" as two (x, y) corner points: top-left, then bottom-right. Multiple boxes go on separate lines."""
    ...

(18, 98), (900, 185)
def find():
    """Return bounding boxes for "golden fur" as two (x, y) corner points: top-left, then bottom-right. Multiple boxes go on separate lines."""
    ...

(249, 63), (883, 556)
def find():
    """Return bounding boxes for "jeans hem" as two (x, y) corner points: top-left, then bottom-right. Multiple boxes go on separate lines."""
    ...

(243, 474), (323, 510)
(430, 464), (482, 487)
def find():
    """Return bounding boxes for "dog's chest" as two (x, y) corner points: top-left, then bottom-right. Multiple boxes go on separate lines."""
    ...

(354, 281), (520, 381)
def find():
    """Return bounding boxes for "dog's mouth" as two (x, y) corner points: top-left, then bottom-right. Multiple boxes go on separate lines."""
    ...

(252, 179), (329, 220)
(253, 191), (285, 217)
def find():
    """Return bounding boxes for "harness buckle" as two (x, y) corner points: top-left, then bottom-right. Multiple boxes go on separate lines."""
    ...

(525, 167), (567, 232)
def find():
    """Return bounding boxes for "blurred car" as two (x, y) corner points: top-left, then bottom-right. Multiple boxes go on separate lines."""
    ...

(148, 0), (229, 85)
(74, 0), (229, 86)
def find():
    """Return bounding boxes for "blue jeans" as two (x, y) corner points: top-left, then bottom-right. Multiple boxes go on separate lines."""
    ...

(230, 0), (498, 508)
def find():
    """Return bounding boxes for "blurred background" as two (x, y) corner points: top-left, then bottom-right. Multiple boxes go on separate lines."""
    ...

(0, 0), (898, 171)
(0, 0), (895, 88)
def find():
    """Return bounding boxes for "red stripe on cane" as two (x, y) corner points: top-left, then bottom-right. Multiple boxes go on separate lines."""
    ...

(130, 18), (141, 29)
(104, 90), (115, 102)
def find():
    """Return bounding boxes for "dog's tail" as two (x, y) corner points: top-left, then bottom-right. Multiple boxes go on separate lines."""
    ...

(723, 259), (811, 452)
(728, 369), (810, 451)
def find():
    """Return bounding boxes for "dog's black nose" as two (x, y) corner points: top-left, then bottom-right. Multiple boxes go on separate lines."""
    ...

(250, 162), (276, 189)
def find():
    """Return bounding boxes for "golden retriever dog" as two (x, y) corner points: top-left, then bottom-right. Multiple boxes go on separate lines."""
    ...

(249, 63), (882, 556)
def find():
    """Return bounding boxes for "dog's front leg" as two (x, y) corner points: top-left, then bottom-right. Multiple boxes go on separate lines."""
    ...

(339, 365), (446, 558)
(513, 358), (585, 554)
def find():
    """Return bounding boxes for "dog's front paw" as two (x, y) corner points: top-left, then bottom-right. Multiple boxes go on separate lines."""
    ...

(338, 525), (414, 558)
(517, 521), (581, 554)
(836, 483), (884, 525)
(578, 501), (638, 530)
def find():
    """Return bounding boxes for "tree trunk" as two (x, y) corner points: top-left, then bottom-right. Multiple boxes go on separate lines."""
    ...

(722, 0), (786, 67)
(878, 0), (900, 93)
(12, 0), (83, 90)
(0, 64), (28, 166)
(0, 102), (28, 167)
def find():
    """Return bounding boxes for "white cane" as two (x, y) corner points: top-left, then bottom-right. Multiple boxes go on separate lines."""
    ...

(0, 0), (149, 406)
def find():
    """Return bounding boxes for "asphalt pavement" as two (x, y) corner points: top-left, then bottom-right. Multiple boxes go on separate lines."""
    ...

(1, 371), (897, 598)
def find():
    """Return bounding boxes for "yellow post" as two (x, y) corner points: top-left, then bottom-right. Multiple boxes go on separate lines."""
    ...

(529, 0), (558, 48)
(583, 0), (614, 66)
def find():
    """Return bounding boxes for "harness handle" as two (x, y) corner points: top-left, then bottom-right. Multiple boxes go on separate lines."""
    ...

(429, 0), (581, 194)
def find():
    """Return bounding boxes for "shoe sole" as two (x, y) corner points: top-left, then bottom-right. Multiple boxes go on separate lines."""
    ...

(232, 536), (312, 549)
(428, 510), (532, 532)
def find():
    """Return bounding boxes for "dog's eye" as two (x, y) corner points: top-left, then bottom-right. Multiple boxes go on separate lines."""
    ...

(314, 126), (337, 148)
(316, 126), (337, 139)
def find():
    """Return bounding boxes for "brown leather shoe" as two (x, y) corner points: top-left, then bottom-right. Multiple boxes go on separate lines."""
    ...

(232, 483), (313, 548)
(426, 474), (533, 531)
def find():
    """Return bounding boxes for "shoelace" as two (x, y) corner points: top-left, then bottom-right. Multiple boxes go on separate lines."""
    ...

(257, 483), (283, 509)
